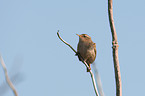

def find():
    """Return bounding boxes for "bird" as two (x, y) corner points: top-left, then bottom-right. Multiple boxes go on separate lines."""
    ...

(76, 34), (96, 72)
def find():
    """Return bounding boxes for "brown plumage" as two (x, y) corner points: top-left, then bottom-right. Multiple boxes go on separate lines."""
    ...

(76, 34), (96, 72)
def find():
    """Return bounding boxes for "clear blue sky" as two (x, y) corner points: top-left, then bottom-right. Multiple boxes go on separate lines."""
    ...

(0, 0), (145, 96)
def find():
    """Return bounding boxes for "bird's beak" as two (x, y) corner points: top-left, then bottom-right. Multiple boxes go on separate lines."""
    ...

(76, 34), (80, 37)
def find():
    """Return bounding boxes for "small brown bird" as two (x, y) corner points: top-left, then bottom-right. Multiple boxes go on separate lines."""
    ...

(76, 34), (96, 72)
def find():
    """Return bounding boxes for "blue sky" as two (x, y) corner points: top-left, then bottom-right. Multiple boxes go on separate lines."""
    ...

(0, 0), (145, 96)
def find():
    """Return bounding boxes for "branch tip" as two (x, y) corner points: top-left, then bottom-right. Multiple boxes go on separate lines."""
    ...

(57, 31), (99, 96)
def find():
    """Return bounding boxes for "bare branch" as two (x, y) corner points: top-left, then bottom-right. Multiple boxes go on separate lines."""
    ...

(57, 31), (99, 96)
(92, 63), (104, 96)
(108, 0), (122, 96)
(83, 61), (99, 96)
(57, 30), (77, 53)
(0, 55), (18, 96)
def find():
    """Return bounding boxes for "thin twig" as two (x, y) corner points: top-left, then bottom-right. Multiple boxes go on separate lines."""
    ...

(92, 63), (104, 96)
(82, 61), (99, 96)
(57, 30), (77, 53)
(0, 55), (18, 96)
(57, 31), (99, 96)
(108, 0), (122, 96)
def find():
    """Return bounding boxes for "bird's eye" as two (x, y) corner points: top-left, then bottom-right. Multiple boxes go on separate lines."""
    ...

(83, 35), (86, 37)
